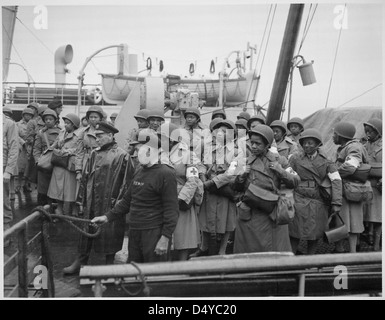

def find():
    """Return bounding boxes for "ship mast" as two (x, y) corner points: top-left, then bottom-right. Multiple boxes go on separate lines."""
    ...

(2, 6), (18, 82)
(265, 4), (304, 124)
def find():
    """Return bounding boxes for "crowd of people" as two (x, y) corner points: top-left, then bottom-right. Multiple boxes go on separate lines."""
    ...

(2, 99), (382, 274)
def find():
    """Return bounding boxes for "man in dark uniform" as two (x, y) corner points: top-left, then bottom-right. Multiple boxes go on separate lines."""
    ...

(92, 133), (179, 263)
(63, 122), (134, 274)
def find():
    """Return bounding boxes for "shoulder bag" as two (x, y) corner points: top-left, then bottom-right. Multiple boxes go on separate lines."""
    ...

(343, 179), (373, 202)
(37, 132), (53, 172)
(51, 149), (70, 169)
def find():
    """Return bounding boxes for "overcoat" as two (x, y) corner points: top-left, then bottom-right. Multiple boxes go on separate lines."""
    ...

(336, 139), (369, 233)
(233, 151), (300, 253)
(47, 130), (80, 202)
(16, 119), (30, 173)
(33, 126), (61, 194)
(199, 142), (244, 234)
(288, 149), (342, 240)
(78, 142), (134, 254)
(363, 137), (382, 223)
(169, 142), (203, 250)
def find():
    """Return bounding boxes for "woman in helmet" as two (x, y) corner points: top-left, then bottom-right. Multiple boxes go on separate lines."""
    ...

(191, 119), (244, 257)
(270, 120), (299, 160)
(183, 107), (209, 161)
(33, 109), (61, 206)
(287, 117), (305, 145)
(75, 105), (104, 182)
(47, 114), (81, 215)
(232, 125), (300, 253)
(288, 128), (342, 255)
(158, 123), (204, 260)
(363, 119), (382, 251)
(16, 108), (35, 193)
(211, 109), (226, 121)
(333, 121), (370, 253)
(126, 109), (151, 154)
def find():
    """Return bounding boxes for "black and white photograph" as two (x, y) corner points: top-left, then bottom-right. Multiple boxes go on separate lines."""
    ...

(1, 0), (383, 302)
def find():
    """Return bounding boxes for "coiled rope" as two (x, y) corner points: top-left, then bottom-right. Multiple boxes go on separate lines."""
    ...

(119, 261), (150, 297)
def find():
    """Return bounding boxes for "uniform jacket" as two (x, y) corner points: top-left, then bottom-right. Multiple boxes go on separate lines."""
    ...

(33, 126), (61, 163)
(233, 150), (300, 253)
(336, 139), (369, 178)
(75, 125), (99, 172)
(276, 136), (299, 159)
(26, 116), (47, 148)
(3, 115), (19, 175)
(288, 149), (343, 239)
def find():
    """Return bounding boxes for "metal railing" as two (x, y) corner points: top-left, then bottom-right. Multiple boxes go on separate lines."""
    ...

(79, 251), (382, 297)
(2, 81), (106, 106)
(3, 205), (54, 298)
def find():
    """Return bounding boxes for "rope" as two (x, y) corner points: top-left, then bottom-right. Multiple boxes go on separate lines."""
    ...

(119, 262), (150, 297)
(324, 3), (347, 109)
(335, 83), (382, 108)
(34, 206), (102, 238)
(16, 17), (55, 56)
(297, 4), (318, 55)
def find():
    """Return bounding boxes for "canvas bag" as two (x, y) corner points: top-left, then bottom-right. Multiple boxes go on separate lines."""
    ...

(37, 132), (53, 172)
(343, 180), (373, 202)
(51, 149), (70, 169)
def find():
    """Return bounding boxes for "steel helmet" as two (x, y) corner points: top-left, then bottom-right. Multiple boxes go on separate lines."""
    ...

(237, 111), (251, 121)
(248, 124), (274, 146)
(363, 118), (382, 136)
(158, 122), (180, 142)
(42, 109), (58, 120)
(62, 113), (81, 129)
(184, 107), (201, 120)
(3, 107), (13, 116)
(86, 105), (104, 119)
(110, 112), (118, 119)
(287, 117), (304, 132)
(235, 119), (248, 131)
(38, 105), (48, 115)
(22, 108), (35, 117)
(270, 120), (287, 135)
(147, 108), (165, 121)
(134, 109), (151, 121)
(27, 102), (39, 111)
(211, 109), (227, 120)
(209, 118), (222, 132)
(247, 114), (266, 128)
(299, 128), (323, 146)
(334, 122), (356, 140)
(212, 119), (236, 131)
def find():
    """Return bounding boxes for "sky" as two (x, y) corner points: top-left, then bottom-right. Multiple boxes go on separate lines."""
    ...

(2, 0), (384, 120)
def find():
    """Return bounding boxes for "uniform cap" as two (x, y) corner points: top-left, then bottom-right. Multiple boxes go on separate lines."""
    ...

(94, 121), (119, 134)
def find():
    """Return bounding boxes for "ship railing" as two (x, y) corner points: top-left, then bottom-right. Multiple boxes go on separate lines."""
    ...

(79, 252), (382, 297)
(2, 81), (103, 106)
(3, 205), (54, 298)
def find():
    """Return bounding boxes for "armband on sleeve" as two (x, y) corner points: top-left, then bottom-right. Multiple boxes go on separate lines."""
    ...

(328, 171), (341, 181)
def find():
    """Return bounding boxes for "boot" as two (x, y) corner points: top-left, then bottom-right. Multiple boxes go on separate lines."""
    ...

(208, 233), (219, 256)
(63, 201), (72, 216)
(63, 254), (89, 275)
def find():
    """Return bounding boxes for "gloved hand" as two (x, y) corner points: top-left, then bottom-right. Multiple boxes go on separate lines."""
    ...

(331, 204), (341, 215)
(203, 180), (216, 192)
(76, 172), (82, 181)
(178, 199), (192, 211)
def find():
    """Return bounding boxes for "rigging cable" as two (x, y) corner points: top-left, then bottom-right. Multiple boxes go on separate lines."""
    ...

(297, 4), (318, 55)
(2, 21), (35, 82)
(324, 3), (347, 109)
(258, 4), (277, 77)
(16, 17), (54, 55)
(243, 4), (276, 113)
(335, 83), (382, 108)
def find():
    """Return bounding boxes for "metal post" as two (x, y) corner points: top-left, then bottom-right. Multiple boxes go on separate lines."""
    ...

(298, 273), (306, 296)
(17, 226), (28, 297)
